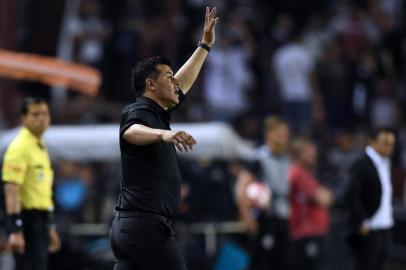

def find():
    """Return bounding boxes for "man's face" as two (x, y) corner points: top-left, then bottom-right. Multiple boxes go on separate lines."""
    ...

(371, 132), (395, 158)
(22, 102), (50, 137)
(153, 64), (180, 108)
(300, 142), (317, 168)
(266, 123), (290, 154)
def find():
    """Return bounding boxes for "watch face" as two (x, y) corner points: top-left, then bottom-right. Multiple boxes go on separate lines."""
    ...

(16, 219), (23, 226)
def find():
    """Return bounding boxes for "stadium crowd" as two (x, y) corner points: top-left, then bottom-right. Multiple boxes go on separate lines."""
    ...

(1, 0), (406, 269)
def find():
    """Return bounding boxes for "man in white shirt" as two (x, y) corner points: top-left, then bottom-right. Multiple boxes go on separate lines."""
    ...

(347, 127), (396, 270)
(272, 30), (316, 135)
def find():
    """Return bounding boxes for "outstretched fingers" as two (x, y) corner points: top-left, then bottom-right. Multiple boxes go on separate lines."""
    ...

(209, 7), (217, 19)
(208, 8), (218, 30)
(173, 131), (196, 152)
(205, 7), (217, 26)
(182, 132), (197, 150)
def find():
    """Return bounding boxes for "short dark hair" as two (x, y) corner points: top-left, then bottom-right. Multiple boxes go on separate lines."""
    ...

(20, 97), (48, 115)
(368, 127), (395, 140)
(131, 56), (172, 97)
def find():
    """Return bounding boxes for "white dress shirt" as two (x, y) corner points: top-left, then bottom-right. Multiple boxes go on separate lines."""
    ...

(364, 146), (394, 230)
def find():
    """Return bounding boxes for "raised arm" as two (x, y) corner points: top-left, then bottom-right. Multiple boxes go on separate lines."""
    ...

(174, 7), (218, 94)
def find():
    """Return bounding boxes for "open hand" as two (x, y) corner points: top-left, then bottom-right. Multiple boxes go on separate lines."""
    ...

(201, 7), (219, 47)
(162, 130), (197, 152)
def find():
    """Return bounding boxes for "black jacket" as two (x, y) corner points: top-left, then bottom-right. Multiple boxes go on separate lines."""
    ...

(347, 153), (390, 235)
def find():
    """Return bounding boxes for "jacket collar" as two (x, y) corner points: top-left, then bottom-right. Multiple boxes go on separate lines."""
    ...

(137, 96), (166, 113)
(365, 146), (390, 165)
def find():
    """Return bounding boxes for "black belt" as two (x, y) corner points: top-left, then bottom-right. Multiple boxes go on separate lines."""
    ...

(22, 209), (49, 212)
(22, 209), (49, 216)
(115, 210), (172, 221)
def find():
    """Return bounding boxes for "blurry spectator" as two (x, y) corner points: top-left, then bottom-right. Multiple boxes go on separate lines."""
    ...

(136, 17), (166, 59)
(177, 157), (214, 222)
(318, 42), (355, 130)
(272, 28), (317, 135)
(270, 13), (294, 49)
(69, 0), (111, 69)
(259, 13), (294, 117)
(288, 137), (333, 270)
(323, 130), (362, 270)
(303, 15), (331, 63)
(203, 14), (254, 122)
(54, 161), (95, 224)
(236, 115), (291, 270)
(327, 130), (362, 201)
(347, 127), (396, 270)
(378, 0), (404, 27)
(352, 47), (377, 126)
(203, 160), (239, 221)
(329, 3), (379, 62)
(370, 78), (400, 129)
(232, 113), (261, 143)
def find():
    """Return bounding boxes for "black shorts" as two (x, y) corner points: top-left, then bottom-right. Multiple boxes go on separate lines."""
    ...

(109, 211), (187, 270)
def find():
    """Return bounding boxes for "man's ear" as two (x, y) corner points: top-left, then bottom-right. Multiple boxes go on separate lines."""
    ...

(145, 78), (156, 91)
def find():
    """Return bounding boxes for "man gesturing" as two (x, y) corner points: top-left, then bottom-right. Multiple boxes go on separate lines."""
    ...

(109, 7), (218, 270)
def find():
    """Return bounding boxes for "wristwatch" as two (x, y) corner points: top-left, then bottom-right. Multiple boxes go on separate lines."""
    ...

(197, 42), (211, 52)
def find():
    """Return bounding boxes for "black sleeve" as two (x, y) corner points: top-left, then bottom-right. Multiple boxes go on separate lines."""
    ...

(244, 160), (262, 178)
(120, 109), (156, 137)
(346, 160), (368, 232)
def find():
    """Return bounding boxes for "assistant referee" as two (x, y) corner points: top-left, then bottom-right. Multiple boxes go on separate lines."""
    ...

(109, 7), (218, 270)
(2, 97), (60, 270)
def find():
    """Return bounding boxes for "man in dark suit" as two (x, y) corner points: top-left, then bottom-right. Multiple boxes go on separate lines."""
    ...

(347, 127), (396, 270)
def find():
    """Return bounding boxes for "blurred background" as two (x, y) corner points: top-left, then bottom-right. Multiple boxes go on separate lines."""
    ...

(0, 0), (406, 269)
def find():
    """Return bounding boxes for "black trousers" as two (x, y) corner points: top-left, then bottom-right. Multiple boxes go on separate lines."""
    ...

(109, 211), (187, 270)
(351, 229), (391, 270)
(14, 210), (49, 270)
(288, 236), (325, 270)
(250, 215), (290, 270)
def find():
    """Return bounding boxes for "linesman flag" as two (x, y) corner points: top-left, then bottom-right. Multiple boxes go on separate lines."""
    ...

(0, 49), (101, 96)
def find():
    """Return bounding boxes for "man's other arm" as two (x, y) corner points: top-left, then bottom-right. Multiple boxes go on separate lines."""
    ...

(4, 183), (25, 254)
(123, 124), (196, 152)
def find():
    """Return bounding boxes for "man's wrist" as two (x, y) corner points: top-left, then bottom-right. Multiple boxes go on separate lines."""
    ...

(6, 213), (23, 234)
(158, 129), (166, 142)
(47, 211), (57, 230)
(197, 41), (211, 52)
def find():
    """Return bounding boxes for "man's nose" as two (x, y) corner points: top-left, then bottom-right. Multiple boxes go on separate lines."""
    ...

(173, 77), (179, 86)
(37, 113), (47, 121)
